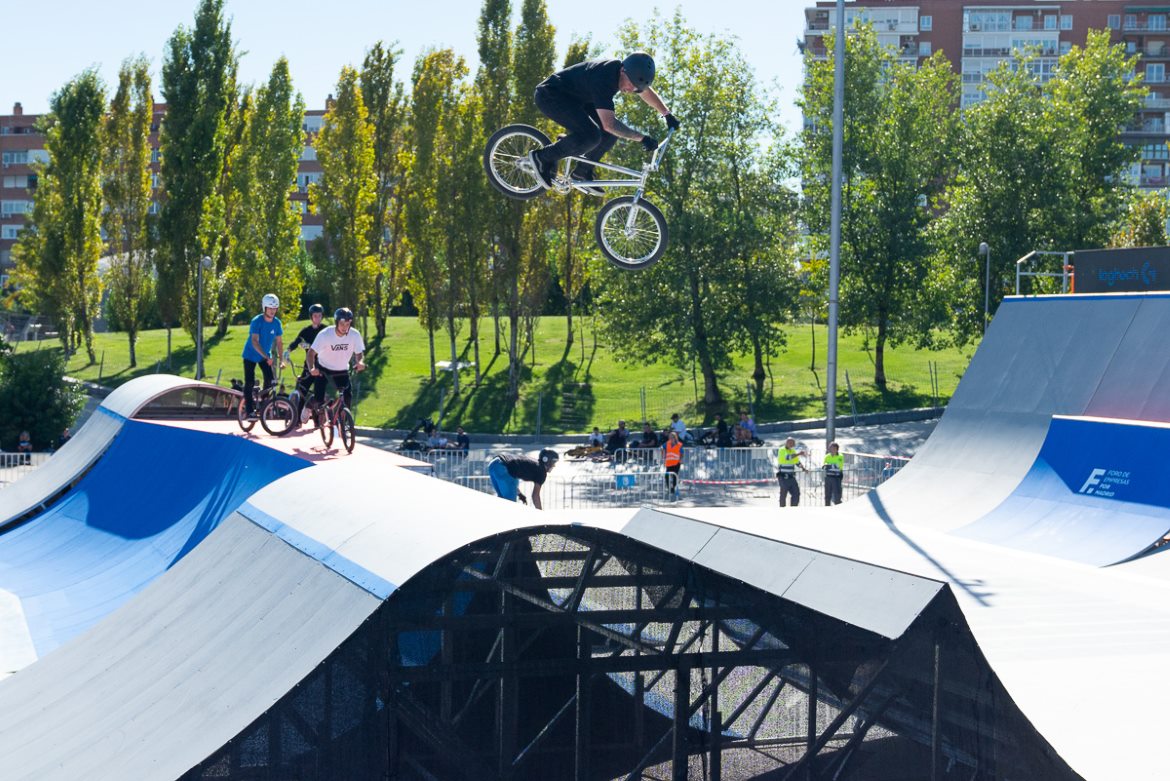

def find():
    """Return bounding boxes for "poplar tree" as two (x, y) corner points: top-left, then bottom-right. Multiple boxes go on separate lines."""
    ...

(311, 66), (377, 313)
(102, 57), (154, 367)
(14, 70), (106, 362)
(361, 42), (409, 340)
(158, 0), (237, 361)
(233, 58), (305, 316)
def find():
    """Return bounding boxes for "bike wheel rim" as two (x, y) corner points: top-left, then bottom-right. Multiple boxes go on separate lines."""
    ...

(600, 204), (663, 266)
(490, 134), (543, 194)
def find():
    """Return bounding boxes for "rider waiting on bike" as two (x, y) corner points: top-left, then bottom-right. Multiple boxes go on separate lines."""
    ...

(306, 307), (366, 413)
(284, 303), (328, 422)
(242, 294), (285, 420)
(527, 52), (679, 195)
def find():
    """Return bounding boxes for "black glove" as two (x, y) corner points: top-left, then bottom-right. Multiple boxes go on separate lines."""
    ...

(664, 113), (680, 131)
(641, 135), (659, 152)
(517, 492), (528, 505)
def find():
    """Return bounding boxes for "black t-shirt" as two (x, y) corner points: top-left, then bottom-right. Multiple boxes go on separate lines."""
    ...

(290, 323), (327, 352)
(499, 453), (547, 485)
(540, 59), (622, 111)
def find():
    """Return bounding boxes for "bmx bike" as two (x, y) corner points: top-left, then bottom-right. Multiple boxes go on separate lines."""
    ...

(483, 125), (674, 271)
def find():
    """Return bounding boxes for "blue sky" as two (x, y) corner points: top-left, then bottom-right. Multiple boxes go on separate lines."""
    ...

(0, 0), (808, 133)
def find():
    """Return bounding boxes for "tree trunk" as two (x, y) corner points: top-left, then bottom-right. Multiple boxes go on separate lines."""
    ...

(810, 315), (816, 371)
(166, 325), (173, 371)
(874, 315), (888, 390)
(448, 319), (459, 396)
(471, 313), (482, 386)
(508, 312), (520, 401)
(428, 327), (436, 382)
(128, 328), (138, 368)
(688, 272), (722, 406)
(373, 271), (386, 339)
(752, 336), (766, 398)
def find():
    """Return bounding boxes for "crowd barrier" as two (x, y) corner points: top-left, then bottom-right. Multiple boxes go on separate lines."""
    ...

(420, 445), (909, 509)
(0, 452), (51, 488)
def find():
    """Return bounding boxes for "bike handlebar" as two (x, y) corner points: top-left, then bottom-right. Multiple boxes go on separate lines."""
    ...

(648, 128), (676, 170)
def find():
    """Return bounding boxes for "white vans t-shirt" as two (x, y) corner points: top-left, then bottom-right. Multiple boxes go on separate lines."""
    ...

(310, 327), (366, 371)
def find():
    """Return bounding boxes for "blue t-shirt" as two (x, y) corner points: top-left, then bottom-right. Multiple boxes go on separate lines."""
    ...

(242, 313), (283, 362)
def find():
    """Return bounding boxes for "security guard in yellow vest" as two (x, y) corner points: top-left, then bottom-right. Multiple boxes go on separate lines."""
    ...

(776, 437), (806, 507)
(823, 441), (845, 505)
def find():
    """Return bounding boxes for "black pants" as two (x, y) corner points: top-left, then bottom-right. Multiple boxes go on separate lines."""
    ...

(777, 471), (800, 507)
(313, 368), (352, 409)
(534, 86), (617, 178)
(824, 474), (843, 506)
(243, 359), (275, 414)
(665, 463), (680, 494)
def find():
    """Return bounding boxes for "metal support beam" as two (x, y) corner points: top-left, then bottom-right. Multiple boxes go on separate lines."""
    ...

(672, 659), (691, 781)
(932, 641), (942, 781)
(575, 625), (592, 781)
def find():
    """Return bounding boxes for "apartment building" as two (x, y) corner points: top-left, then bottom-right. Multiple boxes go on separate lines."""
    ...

(802, 1), (1170, 188)
(0, 102), (328, 279)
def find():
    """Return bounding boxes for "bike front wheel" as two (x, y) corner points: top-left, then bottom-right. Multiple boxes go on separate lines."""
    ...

(594, 196), (669, 270)
(484, 124), (552, 201)
(320, 409), (335, 448)
(259, 397), (296, 436)
(340, 408), (356, 453)
(236, 396), (256, 432)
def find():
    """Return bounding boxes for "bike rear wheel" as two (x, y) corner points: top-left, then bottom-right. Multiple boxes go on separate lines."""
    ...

(259, 396), (296, 436)
(594, 196), (669, 270)
(340, 408), (356, 453)
(320, 407), (335, 448)
(484, 124), (552, 200)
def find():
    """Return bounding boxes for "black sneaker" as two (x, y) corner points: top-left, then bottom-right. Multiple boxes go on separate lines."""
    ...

(527, 150), (555, 189)
(570, 170), (604, 196)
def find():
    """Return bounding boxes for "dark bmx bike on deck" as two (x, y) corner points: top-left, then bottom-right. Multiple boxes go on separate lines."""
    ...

(483, 126), (674, 271)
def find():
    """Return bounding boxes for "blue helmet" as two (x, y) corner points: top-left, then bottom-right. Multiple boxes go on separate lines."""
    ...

(308, 303), (325, 315)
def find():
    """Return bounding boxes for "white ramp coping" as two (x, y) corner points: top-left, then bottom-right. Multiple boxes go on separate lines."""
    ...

(0, 375), (230, 530)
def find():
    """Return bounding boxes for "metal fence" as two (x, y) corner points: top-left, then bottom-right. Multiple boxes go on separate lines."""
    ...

(0, 452), (51, 488)
(416, 446), (910, 509)
(0, 313), (58, 343)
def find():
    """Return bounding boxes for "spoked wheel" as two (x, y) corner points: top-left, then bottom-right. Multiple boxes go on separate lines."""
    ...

(594, 196), (669, 270)
(320, 408), (335, 449)
(340, 408), (356, 453)
(236, 394), (257, 432)
(259, 396), (296, 436)
(484, 124), (553, 200)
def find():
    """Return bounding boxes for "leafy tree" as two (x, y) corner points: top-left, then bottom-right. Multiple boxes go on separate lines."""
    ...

(158, 0), (237, 361)
(220, 87), (259, 332)
(1111, 190), (1169, 247)
(311, 66), (378, 313)
(13, 70), (107, 363)
(362, 42), (410, 341)
(102, 57), (155, 368)
(231, 58), (305, 317)
(0, 350), (86, 451)
(595, 13), (798, 407)
(801, 23), (959, 388)
(931, 32), (1143, 341)
(448, 90), (490, 387)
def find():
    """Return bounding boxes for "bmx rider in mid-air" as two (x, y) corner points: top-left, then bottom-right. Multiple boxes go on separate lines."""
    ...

(527, 52), (680, 195)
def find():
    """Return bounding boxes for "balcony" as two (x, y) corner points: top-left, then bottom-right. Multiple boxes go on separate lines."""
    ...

(1124, 120), (1168, 134)
(1145, 96), (1170, 108)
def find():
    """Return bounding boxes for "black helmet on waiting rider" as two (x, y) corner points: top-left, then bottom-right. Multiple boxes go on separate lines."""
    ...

(308, 303), (324, 315)
(334, 307), (354, 322)
(622, 52), (655, 93)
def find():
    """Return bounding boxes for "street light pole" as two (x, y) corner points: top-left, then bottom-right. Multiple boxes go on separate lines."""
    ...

(826, 0), (845, 445)
(979, 242), (990, 334)
(196, 255), (212, 380)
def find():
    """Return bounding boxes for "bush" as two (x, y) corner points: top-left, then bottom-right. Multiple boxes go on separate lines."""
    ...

(0, 349), (86, 451)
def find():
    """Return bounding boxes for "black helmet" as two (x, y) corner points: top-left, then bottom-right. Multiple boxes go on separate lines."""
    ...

(308, 303), (324, 315)
(334, 307), (354, 322)
(538, 448), (560, 468)
(622, 52), (656, 93)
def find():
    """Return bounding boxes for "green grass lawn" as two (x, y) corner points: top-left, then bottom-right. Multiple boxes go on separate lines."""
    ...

(20, 317), (975, 433)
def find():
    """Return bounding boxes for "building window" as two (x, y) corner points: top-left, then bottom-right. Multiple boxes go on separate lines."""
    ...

(300, 146), (317, 162)
(2, 175), (29, 189)
(0, 200), (32, 215)
(1, 226), (21, 240)
(300, 224), (323, 241)
(1060, 14), (1072, 31)
(920, 15), (932, 31)
(27, 150), (48, 164)
(1, 151), (28, 166)
(919, 41), (932, 56)
(1148, 63), (1166, 83)
(1128, 41), (1138, 54)
(1108, 14), (1120, 30)
(151, 149), (160, 163)
(1153, 15), (1167, 31)
(148, 201), (159, 215)
(1044, 15), (1057, 31)
(1060, 41), (1072, 55)
(1015, 15), (1032, 31)
(1125, 14), (1138, 30)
